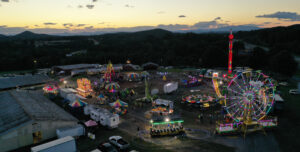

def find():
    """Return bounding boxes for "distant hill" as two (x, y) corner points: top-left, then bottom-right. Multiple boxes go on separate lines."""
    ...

(0, 34), (7, 38)
(12, 31), (54, 39)
(237, 24), (300, 54)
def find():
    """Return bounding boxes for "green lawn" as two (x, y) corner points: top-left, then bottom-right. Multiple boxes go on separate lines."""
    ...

(273, 78), (300, 152)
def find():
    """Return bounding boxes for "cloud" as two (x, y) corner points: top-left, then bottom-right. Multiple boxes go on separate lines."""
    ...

(86, 4), (94, 9)
(92, 0), (98, 2)
(85, 26), (94, 30)
(44, 22), (57, 25)
(78, 5), (83, 8)
(178, 15), (186, 18)
(1, 0), (9, 2)
(77, 24), (86, 27)
(98, 22), (105, 24)
(256, 11), (300, 21)
(63, 23), (73, 28)
(0, 17), (261, 35)
(157, 11), (165, 14)
(125, 4), (134, 8)
(214, 17), (221, 21)
(34, 25), (39, 27)
(192, 20), (228, 29)
(157, 24), (189, 31)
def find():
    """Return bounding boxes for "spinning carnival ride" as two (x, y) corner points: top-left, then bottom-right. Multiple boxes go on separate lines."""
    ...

(215, 71), (278, 136)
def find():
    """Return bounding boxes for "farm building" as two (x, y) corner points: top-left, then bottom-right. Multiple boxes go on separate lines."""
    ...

(52, 64), (100, 75)
(0, 90), (78, 152)
(0, 74), (51, 91)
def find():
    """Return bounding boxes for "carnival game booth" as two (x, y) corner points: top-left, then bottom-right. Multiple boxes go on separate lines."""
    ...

(77, 78), (93, 98)
(182, 94), (216, 108)
(151, 99), (174, 116)
(109, 99), (128, 115)
(150, 117), (184, 137)
(97, 94), (108, 104)
(181, 75), (202, 87)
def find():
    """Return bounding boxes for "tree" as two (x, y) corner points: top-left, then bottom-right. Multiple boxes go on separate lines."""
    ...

(268, 50), (298, 76)
(248, 47), (267, 69)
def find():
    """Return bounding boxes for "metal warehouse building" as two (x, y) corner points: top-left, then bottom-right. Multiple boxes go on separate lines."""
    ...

(0, 90), (78, 152)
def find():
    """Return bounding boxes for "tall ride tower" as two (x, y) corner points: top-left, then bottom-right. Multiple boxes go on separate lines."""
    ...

(228, 30), (234, 76)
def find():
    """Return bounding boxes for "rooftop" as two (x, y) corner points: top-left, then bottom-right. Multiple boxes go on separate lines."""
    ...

(0, 74), (51, 90)
(53, 64), (100, 71)
(0, 90), (78, 135)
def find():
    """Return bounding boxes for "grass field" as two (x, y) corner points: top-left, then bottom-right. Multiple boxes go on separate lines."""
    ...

(273, 75), (300, 152)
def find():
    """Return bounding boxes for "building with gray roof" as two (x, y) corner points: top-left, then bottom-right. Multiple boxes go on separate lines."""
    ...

(52, 64), (100, 75)
(0, 90), (78, 152)
(0, 74), (51, 91)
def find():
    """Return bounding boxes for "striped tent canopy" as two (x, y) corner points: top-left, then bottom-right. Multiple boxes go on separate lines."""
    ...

(105, 83), (120, 93)
(128, 73), (139, 79)
(70, 99), (86, 107)
(110, 99), (128, 108)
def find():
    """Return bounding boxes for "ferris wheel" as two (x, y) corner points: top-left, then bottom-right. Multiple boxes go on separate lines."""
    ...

(225, 71), (275, 122)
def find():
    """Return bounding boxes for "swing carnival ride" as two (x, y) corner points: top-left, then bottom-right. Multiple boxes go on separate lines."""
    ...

(214, 71), (278, 136)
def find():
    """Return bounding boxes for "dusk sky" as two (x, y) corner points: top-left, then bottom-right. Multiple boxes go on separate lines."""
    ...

(1, 0), (300, 35)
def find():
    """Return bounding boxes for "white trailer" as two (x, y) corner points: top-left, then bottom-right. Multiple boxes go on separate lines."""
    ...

(31, 136), (76, 152)
(163, 82), (178, 94)
(56, 124), (85, 138)
(59, 88), (77, 99)
(154, 99), (174, 109)
(85, 105), (119, 128)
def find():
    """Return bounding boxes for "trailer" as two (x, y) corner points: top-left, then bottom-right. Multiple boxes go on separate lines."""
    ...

(163, 82), (178, 94)
(31, 136), (76, 152)
(84, 105), (119, 128)
(59, 88), (77, 99)
(56, 124), (85, 138)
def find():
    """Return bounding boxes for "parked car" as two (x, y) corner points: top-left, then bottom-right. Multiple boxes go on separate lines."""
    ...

(289, 89), (300, 95)
(109, 136), (130, 150)
(97, 142), (118, 152)
(279, 82), (288, 86)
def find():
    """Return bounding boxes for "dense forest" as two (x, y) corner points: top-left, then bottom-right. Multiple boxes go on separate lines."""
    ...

(0, 25), (299, 76)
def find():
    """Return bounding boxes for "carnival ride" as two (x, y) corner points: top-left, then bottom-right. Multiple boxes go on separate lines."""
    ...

(182, 75), (202, 87)
(104, 61), (116, 83)
(215, 71), (277, 136)
(182, 94), (215, 108)
(43, 82), (59, 95)
(228, 30), (234, 76)
(77, 78), (93, 98)
(149, 117), (184, 137)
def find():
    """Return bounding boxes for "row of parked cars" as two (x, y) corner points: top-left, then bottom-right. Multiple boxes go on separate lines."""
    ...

(92, 136), (137, 152)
